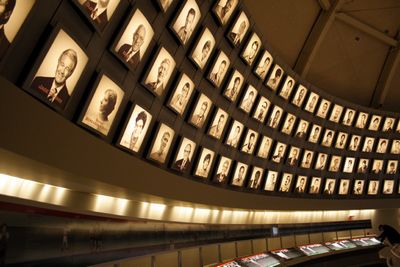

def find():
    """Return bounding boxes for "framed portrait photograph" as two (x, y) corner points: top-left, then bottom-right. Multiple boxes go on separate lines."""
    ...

(279, 173), (293, 193)
(157, 0), (174, 13)
(279, 76), (295, 100)
(335, 132), (348, 149)
(386, 160), (398, 174)
(294, 120), (309, 139)
(353, 180), (364, 195)
(323, 179), (336, 195)
(113, 9), (154, 71)
(271, 142), (286, 164)
(257, 135), (273, 159)
(314, 153), (328, 171)
(304, 92), (319, 113)
(348, 135), (361, 151)
(248, 167), (263, 189)
(382, 117), (395, 132)
(367, 180), (379, 195)
(171, 0), (201, 45)
(171, 137), (196, 173)
(362, 137), (375, 152)
(308, 124), (322, 143)
(118, 104), (152, 153)
(391, 140), (400, 154)
(316, 99), (331, 119)
(208, 108), (228, 140)
(0, 0), (36, 61)
(213, 0), (238, 25)
(294, 175), (307, 193)
(267, 105), (283, 129)
(383, 180), (394, 194)
(301, 150), (314, 169)
(143, 46), (176, 97)
(292, 85), (308, 107)
(368, 115), (382, 131)
(81, 74), (124, 136)
(286, 146), (300, 167)
(227, 11), (249, 47)
(241, 129), (258, 154)
(190, 27), (216, 70)
(329, 104), (343, 123)
(241, 32), (261, 66)
(148, 123), (175, 164)
(231, 162), (248, 187)
(225, 120), (244, 148)
(167, 73), (195, 115)
(26, 28), (88, 111)
(338, 179), (350, 195)
(265, 64), (284, 91)
(252, 96), (270, 123)
(329, 155), (342, 172)
(376, 138), (389, 153)
(264, 170), (278, 191)
(254, 50), (273, 80)
(309, 177), (321, 194)
(396, 120), (400, 133)
(342, 108), (355, 126)
(213, 156), (232, 184)
(355, 112), (369, 129)
(357, 158), (369, 174)
(321, 129), (335, 147)
(239, 84), (258, 114)
(75, 0), (120, 33)
(194, 147), (215, 178)
(343, 157), (355, 173)
(208, 50), (230, 88)
(281, 113), (296, 135)
(372, 159), (383, 174)
(223, 69), (244, 102)
(188, 93), (212, 128)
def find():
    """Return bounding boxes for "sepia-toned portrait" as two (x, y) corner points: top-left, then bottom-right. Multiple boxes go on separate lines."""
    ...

(225, 120), (244, 148)
(353, 180), (364, 195)
(119, 104), (152, 153)
(329, 155), (342, 172)
(265, 64), (283, 91)
(77, 0), (120, 32)
(248, 167), (263, 189)
(367, 180), (379, 195)
(376, 138), (388, 154)
(223, 69), (244, 102)
(208, 108), (228, 140)
(254, 50), (273, 80)
(231, 162), (248, 187)
(257, 135), (273, 159)
(213, 156), (232, 183)
(382, 117), (395, 132)
(355, 111), (368, 129)
(309, 177), (321, 194)
(316, 99), (331, 119)
(189, 93), (212, 128)
(241, 129), (258, 154)
(171, 0), (201, 45)
(292, 84), (308, 107)
(323, 179), (336, 195)
(357, 158), (369, 174)
(168, 73), (194, 115)
(157, 0), (174, 13)
(279, 76), (295, 100)
(315, 153), (328, 171)
(241, 32), (261, 66)
(343, 157), (355, 173)
(386, 160), (398, 174)
(338, 179), (350, 195)
(281, 113), (296, 135)
(304, 92), (319, 113)
(271, 142), (286, 164)
(190, 27), (215, 70)
(362, 137), (375, 152)
(368, 115), (382, 131)
(28, 29), (88, 110)
(113, 9), (154, 70)
(335, 132), (348, 149)
(213, 0), (238, 25)
(194, 147), (215, 178)
(264, 170), (278, 191)
(239, 84), (258, 114)
(396, 120), (400, 133)
(172, 137), (196, 172)
(149, 123), (175, 164)
(372, 159), (383, 174)
(81, 74), (124, 136)
(252, 96), (270, 123)
(342, 108), (355, 126)
(321, 129), (335, 147)
(267, 105), (283, 129)
(279, 173), (293, 192)
(348, 134), (361, 151)
(143, 47), (176, 96)
(301, 150), (314, 169)
(227, 11), (249, 46)
(308, 124), (322, 143)
(208, 50), (230, 88)
(383, 180), (394, 194)
(391, 139), (400, 154)
(294, 119), (309, 139)
(294, 176), (307, 193)
(329, 104), (343, 123)
(287, 146), (300, 167)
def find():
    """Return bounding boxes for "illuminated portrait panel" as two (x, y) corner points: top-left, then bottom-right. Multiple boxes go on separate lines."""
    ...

(190, 27), (216, 70)
(171, 0), (201, 45)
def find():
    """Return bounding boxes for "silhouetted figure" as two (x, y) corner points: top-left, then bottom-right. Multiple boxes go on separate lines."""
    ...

(378, 225), (400, 246)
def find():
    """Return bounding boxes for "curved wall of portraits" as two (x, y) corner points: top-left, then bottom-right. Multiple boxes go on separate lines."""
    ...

(1, 0), (400, 201)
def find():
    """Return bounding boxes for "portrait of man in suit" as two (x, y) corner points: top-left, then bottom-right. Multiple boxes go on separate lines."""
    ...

(214, 158), (231, 183)
(228, 12), (248, 46)
(240, 88), (256, 113)
(324, 180), (335, 195)
(255, 52), (272, 80)
(309, 177), (321, 194)
(172, 0), (200, 45)
(82, 0), (110, 31)
(248, 168), (262, 189)
(279, 174), (292, 192)
(209, 58), (228, 87)
(0, 0), (15, 60)
(146, 58), (171, 95)
(287, 147), (299, 167)
(226, 123), (242, 148)
(264, 171), (277, 191)
(195, 149), (213, 178)
(242, 37), (260, 65)
(214, 0), (237, 25)
(172, 142), (194, 172)
(149, 124), (174, 164)
(294, 176), (306, 193)
(190, 100), (210, 128)
(208, 110), (227, 139)
(253, 98), (269, 123)
(231, 164), (247, 187)
(224, 72), (243, 101)
(117, 24), (146, 69)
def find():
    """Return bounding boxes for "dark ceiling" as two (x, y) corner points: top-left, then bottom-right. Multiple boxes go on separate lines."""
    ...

(243, 0), (400, 113)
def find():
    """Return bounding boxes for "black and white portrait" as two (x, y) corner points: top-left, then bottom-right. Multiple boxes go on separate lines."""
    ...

(279, 76), (295, 100)
(321, 129), (335, 147)
(208, 50), (230, 88)
(157, 0), (174, 12)
(386, 160), (398, 174)
(355, 112), (368, 129)
(168, 73), (194, 115)
(271, 142), (286, 164)
(304, 92), (319, 113)
(143, 47), (176, 96)
(194, 147), (215, 178)
(281, 113), (296, 135)
(335, 132), (348, 149)
(279, 173), (293, 193)
(254, 50), (273, 80)
(353, 180), (364, 195)
(28, 29), (88, 110)
(391, 139), (400, 154)
(241, 129), (258, 154)
(368, 115), (381, 131)
(314, 153), (328, 171)
(264, 170), (278, 191)
(172, 137), (196, 172)
(309, 177), (321, 194)
(329, 155), (341, 172)
(294, 120), (309, 139)
(265, 64), (283, 91)
(294, 176), (307, 193)
(362, 137), (375, 152)
(367, 180), (379, 195)
(190, 27), (215, 70)
(257, 135), (273, 159)
(223, 69), (244, 102)
(113, 9), (154, 70)
(252, 96), (270, 123)
(225, 120), (244, 148)
(77, 0), (120, 32)
(248, 167), (263, 189)
(119, 104), (152, 153)
(213, 0), (238, 25)
(329, 104), (343, 123)
(267, 105), (283, 129)
(214, 156), (232, 183)
(227, 11), (249, 46)
(376, 138), (388, 154)
(323, 179), (335, 195)
(308, 124), (321, 143)
(348, 135), (361, 151)
(208, 108), (228, 140)
(292, 85), (307, 107)
(231, 162), (248, 187)
(300, 150), (314, 169)
(149, 123), (175, 164)
(316, 99), (331, 119)
(189, 93), (212, 128)
(81, 74), (124, 136)
(383, 180), (394, 194)
(339, 179), (350, 195)
(342, 108), (355, 126)
(372, 159), (383, 174)
(171, 0), (201, 45)
(241, 32), (261, 66)
(239, 85), (257, 113)
(286, 146), (300, 167)
(357, 158), (369, 174)
(382, 117), (395, 132)
(343, 157), (355, 173)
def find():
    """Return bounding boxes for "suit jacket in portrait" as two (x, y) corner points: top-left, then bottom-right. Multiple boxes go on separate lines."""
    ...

(117, 44), (141, 69)
(0, 27), (10, 60)
(146, 81), (165, 96)
(83, 0), (109, 31)
(173, 158), (191, 172)
(30, 76), (70, 109)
